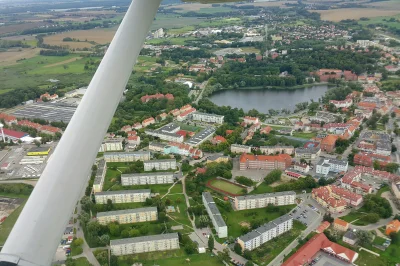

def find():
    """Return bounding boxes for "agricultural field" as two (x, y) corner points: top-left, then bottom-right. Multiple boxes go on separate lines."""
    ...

(358, 14), (400, 30)
(0, 48), (40, 67)
(0, 200), (27, 245)
(150, 14), (206, 31)
(208, 178), (245, 195)
(313, 8), (400, 22)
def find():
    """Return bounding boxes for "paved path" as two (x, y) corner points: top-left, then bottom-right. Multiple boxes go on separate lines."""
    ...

(161, 181), (180, 199)
(193, 80), (209, 104)
(0, 179), (38, 186)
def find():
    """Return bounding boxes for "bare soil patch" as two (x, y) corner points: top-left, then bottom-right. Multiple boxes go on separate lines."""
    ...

(269, 175), (291, 187)
(44, 57), (82, 68)
(313, 8), (400, 21)
(0, 22), (48, 35)
(0, 48), (40, 66)
(239, 221), (251, 228)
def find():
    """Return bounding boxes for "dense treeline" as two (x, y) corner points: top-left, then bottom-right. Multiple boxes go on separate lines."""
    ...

(0, 184), (34, 195)
(22, 22), (108, 35)
(40, 49), (70, 56)
(0, 40), (30, 49)
(160, 48), (213, 63)
(363, 194), (392, 219)
(274, 176), (317, 192)
(0, 87), (42, 108)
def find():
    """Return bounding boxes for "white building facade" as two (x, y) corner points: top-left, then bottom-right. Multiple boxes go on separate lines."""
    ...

(95, 189), (151, 204)
(192, 112), (224, 124)
(143, 159), (176, 171)
(234, 191), (296, 210)
(121, 172), (174, 186)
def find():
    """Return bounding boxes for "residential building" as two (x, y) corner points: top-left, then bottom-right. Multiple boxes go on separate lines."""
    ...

(121, 172), (174, 186)
(316, 221), (330, 233)
(148, 142), (165, 152)
(132, 123), (143, 130)
(320, 135), (338, 152)
(95, 190), (151, 204)
(237, 214), (293, 251)
(93, 159), (107, 193)
(121, 125), (132, 132)
(207, 155), (229, 164)
(239, 153), (292, 171)
(354, 152), (391, 167)
(97, 207), (157, 225)
(140, 93), (174, 103)
(0, 113), (17, 126)
(142, 117), (156, 127)
(260, 126), (272, 135)
(294, 147), (321, 159)
(392, 180), (400, 200)
(260, 146), (294, 155)
(202, 192), (227, 238)
(192, 112), (224, 124)
(231, 144), (251, 154)
(104, 151), (150, 163)
(40, 92), (59, 101)
(343, 230), (358, 246)
(329, 98), (353, 108)
(312, 186), (363, 212)
(99, 139), (124, 152)
(185, 127), (215, 147)
(234, 191), (295, 210)
(144, 159), (176, 171)
(333, 219), (349, 231)
(127, 136), (140, 146)
(316, 158), (348, 176)
(244, 116), (259, 125)
(163, 142), (203, 158)
(177, 108), (196, 121)
(386, 220), (400, 236)
(294, 162), (309, 173)
(110, 233), (179, 256)
(211, 136), (227, 145)
(282, 233), (358, 266)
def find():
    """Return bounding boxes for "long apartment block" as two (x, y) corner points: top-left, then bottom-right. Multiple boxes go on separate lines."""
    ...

(121, 172), (174, 186)
(237, 214), (293, 251)
(97, 207), (157, 225)
(234, 191), (296, 210)
(93, 159), (107, 193)
(110, 233), (180, 256)
(143, 159), (176, 171)
(94, 189), (151, 204)
(202, 192), (227, 238)
(104, 151), (150, 163)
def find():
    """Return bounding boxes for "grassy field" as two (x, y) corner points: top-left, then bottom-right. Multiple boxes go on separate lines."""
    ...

(209, 179), (244, 195)
(176, 122), (202, 132)
(221, 204), (296, 238)
(146, 37), (196, 45)
(163, 193), (192, 228)
(72, 257), (91, 266)
(168, 26), (196, 34)
(313, 8), (400, 22)
(292, 131), (317, 139)
(150, 14), (206, 31)
(359, 14), (400, 29)
(0, 200), (26, 245)
(198, 17), (242, 28)
(250, 183), (274, 194)
(355, 250), (389, 266)
(119, 251), (223, 266)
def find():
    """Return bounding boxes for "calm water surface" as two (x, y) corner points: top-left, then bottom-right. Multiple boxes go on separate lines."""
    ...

(209, 85), (329, 113)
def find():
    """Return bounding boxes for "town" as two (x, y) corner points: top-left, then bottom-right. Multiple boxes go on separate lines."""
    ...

(0, 0), (400, 266)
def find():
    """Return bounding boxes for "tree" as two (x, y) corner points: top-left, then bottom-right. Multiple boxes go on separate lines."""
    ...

(99, 234), (110, 245)
(356, 230), (373, 246)
(208, 235), (214, 251)
(108, 223), (120, 237)
(106, 199), (114, 211)
(110, 255), (118, 266)
(217, 248), (231, 263)
(245, 262), (254, 266)
(234, 243), (242, 254)
(323, 213), (334, 223)
(80, 196), (93, 213)
(264, 169), (282, 185)
(385, 163), (399, 173)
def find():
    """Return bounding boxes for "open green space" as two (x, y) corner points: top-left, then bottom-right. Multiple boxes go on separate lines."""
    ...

(249, 221), (306, 265)
(164, 194), (192, 228)
(355, 250), (389, 266)
(110, 183), (182, 197)
(292, 131), (317, 139)
(168, 26), (196, 34)
(0, 200), (26, 245)
(340, 210), (369, 226)
(69, 257), (91, 266)
(358, 14), (400, 30)
(150, 14), (206, 31)
(118, 251), (222, 266)
(249, 183), (274, 194)
(175, 122), (202, 132)
(220, 204), (296, 239)
(146, 37), (197, 45)
(376, 185), (390, 197)
(209, 179), (244, 195)
(198, 17), (242, 28)
(373, 236), (388, 246)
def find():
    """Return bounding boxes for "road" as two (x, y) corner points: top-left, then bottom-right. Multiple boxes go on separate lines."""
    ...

(268, 195), (324, 266)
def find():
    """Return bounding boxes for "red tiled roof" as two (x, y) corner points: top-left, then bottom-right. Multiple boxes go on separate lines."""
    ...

(321, 135), (338, 146)
(316, 221), (330, 233)
(0, 113), (16, 122)
(226, 130), (234, 135)
(213, 135), (227, 143)
(2, 128), (28, 139)
(334, 218), (348, 228)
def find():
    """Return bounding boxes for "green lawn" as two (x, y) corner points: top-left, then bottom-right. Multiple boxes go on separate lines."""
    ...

(373, 236), (388, 246)
(209, 179), (245, 195)
(198, 17), (242, 28)
(146, 37), (197, 45)
(376, 185), (390, 197)
(119, 251), (223, 266)
(103, 168), (121, 191)
(167, 26), (196, 34)
(71, 257), (91, 266)
(250, 221), (306, 265)
(27, 57), (90, 75)
(358, 14), (400, 30)
(164, 194), (192, 228)
(250, 183), (274, 194)
(220, 204), (296, 239)
(355, 250), (389, 266)
(292, 131), (317, 139)
(176, 122), (202, 132)
(0, 200), (26, 245)
(150, 14), (206, 31)
(110, 183), (181, 196)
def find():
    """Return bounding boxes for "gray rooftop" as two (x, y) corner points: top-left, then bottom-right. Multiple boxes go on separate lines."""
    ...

(94, 159), (106, 185)
(202, 192), (227, 228)
(12, 102), (76, 122)
(344, 230), (358, 240)
(110, 233), (179, 246)
(260, 146), (294, 149)
(317, 158), (348, 167)
(208, 154), (229, 161)
(97, 207), (157, 218)
(202, 192), (214, 204)
(146, 129), (182, 138)
(185, 127), (215, 146)
(295, 147), (321, 154)
(144, 159), (176, 164)
(149, 142), (166, 149)
(231, 144), (251, 149)
(376, 140), (391, 151)
(95, 189), (151, 196)
(236, 191), (296, 201)
(122, 172), (173, 178)
(193, 112), (224, 118)
(159, 123), (180, 133)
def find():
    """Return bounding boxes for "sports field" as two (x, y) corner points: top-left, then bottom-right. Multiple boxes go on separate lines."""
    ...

(209, 179), (244, 195)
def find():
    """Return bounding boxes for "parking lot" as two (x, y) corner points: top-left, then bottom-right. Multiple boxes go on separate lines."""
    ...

(313, 251), (351, 266)
(290, 203), (320, 227)
(13, 102), (76, 122)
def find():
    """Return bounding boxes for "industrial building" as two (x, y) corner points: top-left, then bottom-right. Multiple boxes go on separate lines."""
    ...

(94, 189), (151, 204)
(202, 192), (227, 238)
(97, 207), (157, 225)
(121, 172), (174, 186)
(234, 191), (296, 210)
(110, 233), (179, 256)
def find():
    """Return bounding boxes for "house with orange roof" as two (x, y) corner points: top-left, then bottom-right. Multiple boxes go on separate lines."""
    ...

(158, 112), (168, 121)
(333, 218), (349, 231)
(386, 220), (400, 236)
(169, 109), (180, 117)
(357, 101), (377, 110)
(121, 125), (132, 132)
(142, 117), (155, 127)
(320, 135), (338, 152)
(226, 130), (234, 135)
(260, 126), (272, 135)
(132, 123), (143, 130)
(243, 116), (259, 125)
(316, 221), (330, 233)
(40, 92), (58, 101)
(127, 135), (140, 145)
(211, 135), (227, 145)
(0, 113), (17, 126)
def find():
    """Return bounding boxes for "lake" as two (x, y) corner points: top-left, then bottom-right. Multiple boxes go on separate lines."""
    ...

(209, 85), (329, 113)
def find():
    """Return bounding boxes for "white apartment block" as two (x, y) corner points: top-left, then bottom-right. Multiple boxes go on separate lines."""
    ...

(121, 172), (174, 186)
(260, 146), (294, 155)
(97, 207), (158, 225)
(237, 215), (293, 251)
(144, 159), (176, 171)
(192, 112), (224, 124)
(231, 144), (251, 154)
(104, 151), (150, 163)
(93, 159), (107, 193)
(234, 191), (296, 210)
(95, 189), (151, 204)
(110, 233), (179, 256)
(316, 158), (348, 176)
(99, 139), (124, 152)
(202, 192), (227, 238)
